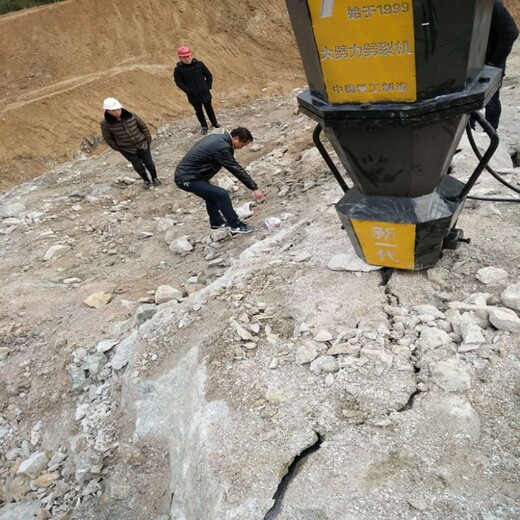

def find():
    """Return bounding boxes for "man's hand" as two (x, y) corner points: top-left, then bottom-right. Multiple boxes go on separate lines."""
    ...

(253, 189), (267, 202)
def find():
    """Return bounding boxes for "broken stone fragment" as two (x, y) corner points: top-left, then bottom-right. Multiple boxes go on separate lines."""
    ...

(431, 359), (471, 392)
(95, 339), (118, 353)
(0, 202), (25, 218)
(16, 452), (49, 478)
(136, 303), (157, 322)
(309, 355), (339, 374)
(43, 244), (70, 261)
(155, 285), (183, 304)
(416, 327), (453, 350)
(488, 307), (520, 333)
(459, 323), (486, 349)
(155, 217), (175, 233)
(501, 283), (520, 311)
(476, 266), (509, 285)
(314, 329), (333, 342)
(327, 342), (360, 357)
(32, 471), (59, 488)
(169, 236), (194, 255)
(360, 348), (393, 368)
(295, 343), (318, 365)
(84, 291), (113, 308)
(234, 323), (253, 341)
(327, 252), (381, 272)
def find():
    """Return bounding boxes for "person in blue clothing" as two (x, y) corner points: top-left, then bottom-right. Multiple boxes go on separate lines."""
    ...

(174, 127), (266, 234)
(173, 46), (220, 135)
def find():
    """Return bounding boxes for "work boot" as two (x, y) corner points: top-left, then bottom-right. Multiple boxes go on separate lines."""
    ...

(200, 127), (208, 135)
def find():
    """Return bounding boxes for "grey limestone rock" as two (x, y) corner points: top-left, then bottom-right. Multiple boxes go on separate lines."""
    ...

(488, 307), (520, 332)
(16, 452), (49, 478)
(431, 359), (471, 392)
(295, 343), (318, 365)
(501, 283), (520, 311)
(476, 266), (509, 285)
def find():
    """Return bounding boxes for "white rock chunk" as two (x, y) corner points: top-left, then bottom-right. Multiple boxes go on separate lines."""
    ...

(431, 360), (471, 392)
(413, 304), (445, 319)
(169, 236), (193, 255)
(234, 323), (253, 341)
(328, 252), (381, 272)
(463, 293), (491, 306)
(488, 307), (520, 333)
(0, 202), (25, 218)
(156, 218), (175, 233)
(314, 329), (333, 342)
(295, 343), (318, 365)
(16, 452), (48, 478)
(43, 244), (70, 261)
(96, 339), (119, 353)
(416, 327), (453, 350)
(476, 266), (509, 285)
(110, 331), (138, 370)
(155, 285), (183, 304)
(458, 324), (486, 352)
(310, 355), (339, 374)
(360, 348), (393, 368)
(501, 284), (520, 311)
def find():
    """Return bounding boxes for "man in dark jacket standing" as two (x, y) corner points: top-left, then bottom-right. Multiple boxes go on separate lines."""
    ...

(173, 46), (220, 135)
(175, 127), (266, 234)
(100, 98), (160, 188)
(485, 1), (518, 130)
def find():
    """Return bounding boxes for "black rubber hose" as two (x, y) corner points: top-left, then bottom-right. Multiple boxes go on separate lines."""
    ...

(466, 114), (520, 203)
(312, 124), (349, 193)
(457, 112), (499, 201)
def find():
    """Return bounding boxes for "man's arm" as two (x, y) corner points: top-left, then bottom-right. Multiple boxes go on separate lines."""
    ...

(200, 62), (213, 89)
(135, 115), (152, 143)
(100, 122), (119, 151)
(214, 147), (258, 190)
(173, 67), (189, 94)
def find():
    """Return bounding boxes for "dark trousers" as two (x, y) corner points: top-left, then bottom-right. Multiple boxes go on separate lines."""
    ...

(175, 180), (240, 228)
(485, 63), (505, 130)
(192, 100), (218, 128)
(121, 144), (157, 183)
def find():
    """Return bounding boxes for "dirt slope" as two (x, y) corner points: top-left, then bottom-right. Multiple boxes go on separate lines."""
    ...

(0, 0), (304, 191)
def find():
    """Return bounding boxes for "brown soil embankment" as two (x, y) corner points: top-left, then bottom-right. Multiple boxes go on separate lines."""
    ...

(504, 0), (520, 23)
(1, 1), (518, 193)
(0, 0), (304, 191)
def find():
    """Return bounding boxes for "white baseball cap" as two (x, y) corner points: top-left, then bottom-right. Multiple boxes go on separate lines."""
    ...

(103, 97), (123, 110)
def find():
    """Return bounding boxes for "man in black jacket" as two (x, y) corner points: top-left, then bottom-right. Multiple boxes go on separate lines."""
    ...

(100, 97), (160, 189)
(175, 127), (266, 234)
(173, 46), (220, 135)
(485, 1), (518, 130)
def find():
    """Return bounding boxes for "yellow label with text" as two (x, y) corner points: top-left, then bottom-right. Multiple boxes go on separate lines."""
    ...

(351, 219), (416, 269)
(307, 0), (417, 103)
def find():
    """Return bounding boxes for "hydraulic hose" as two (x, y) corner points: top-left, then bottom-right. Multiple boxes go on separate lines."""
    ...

(466, 112), (520, 203)
(312, 124), (349, 193)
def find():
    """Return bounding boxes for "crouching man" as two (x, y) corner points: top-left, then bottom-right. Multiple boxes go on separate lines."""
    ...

(174, 127), (266, 234)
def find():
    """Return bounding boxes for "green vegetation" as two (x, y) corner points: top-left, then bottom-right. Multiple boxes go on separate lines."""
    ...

(0, 0), (64, 15)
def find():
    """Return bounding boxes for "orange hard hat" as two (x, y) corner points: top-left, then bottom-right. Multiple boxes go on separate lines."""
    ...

(177, 46), (192, 57)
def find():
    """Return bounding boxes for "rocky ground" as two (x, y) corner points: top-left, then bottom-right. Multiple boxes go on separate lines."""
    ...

(0, 49), (520, 519)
